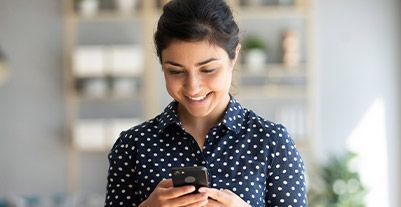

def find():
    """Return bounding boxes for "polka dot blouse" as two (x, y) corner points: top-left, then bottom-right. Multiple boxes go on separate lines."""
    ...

(105, 96), (308, 207)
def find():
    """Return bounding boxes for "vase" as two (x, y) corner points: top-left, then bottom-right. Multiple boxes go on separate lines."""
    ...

(78, 0), (99, 17)
(115, 0), (139, 14)
(244, 49), (268, 72)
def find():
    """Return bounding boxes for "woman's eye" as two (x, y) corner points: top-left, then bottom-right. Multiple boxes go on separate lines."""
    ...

(168, 70), (184, 75)
(203, 68), (215, 73)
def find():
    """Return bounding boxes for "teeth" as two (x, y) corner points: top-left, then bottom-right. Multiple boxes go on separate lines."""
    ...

(188, 94), (207, 101)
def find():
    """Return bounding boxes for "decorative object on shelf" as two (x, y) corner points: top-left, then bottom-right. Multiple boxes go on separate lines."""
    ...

(278, 0), (294, 6)
(109, 45), (144, 76)
(114, 0), (139, 15)
(294, 0), (304, 6)
(73, 45), (105, 77)
(112, 77), (138, 97)
(81, 77), (109, 97)
(0, 46), (10, 85)
(73, 119), (107, 150)
(242, 35), (269, 72)
(73, 118), (141, 150)
(308, 151), (367, 207)
(76, 0), (99, 16)
(281, 30), (300, 67)
(73, 45), (144, 78)
(242, 0), (266, 6)
(73, 44), (144, 97)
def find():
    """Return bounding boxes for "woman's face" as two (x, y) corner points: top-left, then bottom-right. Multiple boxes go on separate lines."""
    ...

(161, 40), (238, 120)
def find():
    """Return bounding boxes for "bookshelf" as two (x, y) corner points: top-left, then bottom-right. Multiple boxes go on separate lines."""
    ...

(63, 0), (316, 193)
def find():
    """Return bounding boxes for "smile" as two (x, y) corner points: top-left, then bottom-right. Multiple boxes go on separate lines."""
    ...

(186, 92), (211, 102)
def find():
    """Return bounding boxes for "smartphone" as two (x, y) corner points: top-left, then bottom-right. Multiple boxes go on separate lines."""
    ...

(172, 166), (209, 193)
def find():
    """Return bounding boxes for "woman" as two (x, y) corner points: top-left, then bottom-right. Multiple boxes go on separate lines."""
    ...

(105, 0), (308, 206)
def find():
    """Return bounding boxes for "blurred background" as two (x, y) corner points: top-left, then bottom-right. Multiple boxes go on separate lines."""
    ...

(0, 0), (399, 206)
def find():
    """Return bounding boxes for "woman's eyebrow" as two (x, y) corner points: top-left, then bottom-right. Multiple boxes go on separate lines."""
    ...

(163, 58), (220, 67)
(195, 58), (220, 66)
(163, 61), (182, 67)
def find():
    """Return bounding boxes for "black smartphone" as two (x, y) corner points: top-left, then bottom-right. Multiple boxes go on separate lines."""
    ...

(172, 166), (209, 193)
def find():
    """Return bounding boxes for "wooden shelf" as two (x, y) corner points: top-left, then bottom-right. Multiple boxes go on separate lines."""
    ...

(72, 73), (144, 79)
(63, 0), (159, 193)
(237, 5), (309, 19)
(237, 85), (307, 100)
(73, 10), (144, 22)
(77, 92), (144, 102)
(238, 63), (307, 78)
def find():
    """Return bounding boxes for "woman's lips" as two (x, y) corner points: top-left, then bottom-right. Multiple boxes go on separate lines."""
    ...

(186, 92), (211, 102)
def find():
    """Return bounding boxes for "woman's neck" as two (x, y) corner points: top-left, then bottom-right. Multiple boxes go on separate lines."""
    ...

(178, 95), (230, 148)
(180, 116), (218, 149)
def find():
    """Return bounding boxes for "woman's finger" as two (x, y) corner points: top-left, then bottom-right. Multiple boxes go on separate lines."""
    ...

(161, 186), (197, 200)
(199, 188), (250, 207)
(185, 199), (209, 207)
(175, 193), (209, 207)
(204, 198), (223, 207)
(157, 178), (174, 188)
(198, 188), (229, 203)
(156, 179), (197, 200)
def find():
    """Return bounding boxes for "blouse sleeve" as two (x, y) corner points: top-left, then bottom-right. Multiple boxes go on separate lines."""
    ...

(104, 130), (141, 207)
(265, 124), (308, 207)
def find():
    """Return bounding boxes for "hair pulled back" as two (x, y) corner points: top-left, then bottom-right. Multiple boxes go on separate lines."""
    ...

(154, 0), (240, 63)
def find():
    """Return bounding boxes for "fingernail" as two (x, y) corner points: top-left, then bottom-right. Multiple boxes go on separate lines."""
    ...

(198, 187), (207, 192)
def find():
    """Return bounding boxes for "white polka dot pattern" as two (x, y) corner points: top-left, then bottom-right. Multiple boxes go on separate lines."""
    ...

(104, 97), (308, 207)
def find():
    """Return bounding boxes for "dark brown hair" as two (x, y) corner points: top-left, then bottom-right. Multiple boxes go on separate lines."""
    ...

(154, 0), (240, 63)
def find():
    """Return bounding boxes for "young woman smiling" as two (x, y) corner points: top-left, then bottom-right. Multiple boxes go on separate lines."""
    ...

(104, 0), (308, 207)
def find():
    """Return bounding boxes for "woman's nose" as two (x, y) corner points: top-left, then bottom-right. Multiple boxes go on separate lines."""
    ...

(184, 73), (202, 93)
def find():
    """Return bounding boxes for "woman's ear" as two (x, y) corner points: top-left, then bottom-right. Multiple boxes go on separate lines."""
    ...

(232, 44), (241, 66)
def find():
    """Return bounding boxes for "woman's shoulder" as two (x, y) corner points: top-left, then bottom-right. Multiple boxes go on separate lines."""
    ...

(242, 108), (281, 128)
(243, 108), (292, 141)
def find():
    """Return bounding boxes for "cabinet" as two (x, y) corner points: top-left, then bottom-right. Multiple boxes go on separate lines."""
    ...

(63, 0), (164, 193)
(63, 0), (316, 195)
(230, 0), (317, 163)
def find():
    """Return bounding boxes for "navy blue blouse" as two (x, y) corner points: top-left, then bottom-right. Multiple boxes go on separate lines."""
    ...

(105, 97), (308, 207)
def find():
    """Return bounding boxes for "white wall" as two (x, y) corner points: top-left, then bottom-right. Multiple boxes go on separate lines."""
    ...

(316, 0), (400, 206)
(0, 0), (111, 196)
(0, 0), (67, 194)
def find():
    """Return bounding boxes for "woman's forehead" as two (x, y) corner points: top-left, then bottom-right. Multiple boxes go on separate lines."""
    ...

(162, 40), (227, 61)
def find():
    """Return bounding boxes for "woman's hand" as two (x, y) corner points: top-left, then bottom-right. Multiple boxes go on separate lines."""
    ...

(139, 179), (208, 207)
(198, 187), (251, 207)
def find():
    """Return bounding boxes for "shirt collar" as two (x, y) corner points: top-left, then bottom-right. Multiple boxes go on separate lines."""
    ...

(157, 95), (245, 134)
(219, 96), (245, 134)
(157, 101), (182, 133)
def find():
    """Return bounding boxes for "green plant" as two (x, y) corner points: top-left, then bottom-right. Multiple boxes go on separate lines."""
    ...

(75, 0), (96, 4)
(242, 36), (268, 51)
(308, 151), (367, 207)
(74, 0), (86, 7)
